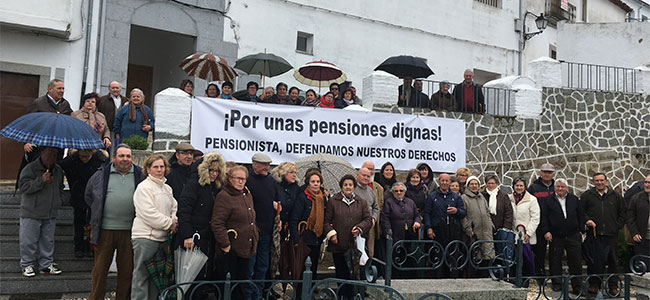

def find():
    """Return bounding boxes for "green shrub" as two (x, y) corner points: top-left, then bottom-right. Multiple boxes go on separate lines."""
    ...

(121, 135), (148, 150)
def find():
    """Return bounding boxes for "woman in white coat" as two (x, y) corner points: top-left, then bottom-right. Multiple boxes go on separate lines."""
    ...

(509, 177), (540, 245)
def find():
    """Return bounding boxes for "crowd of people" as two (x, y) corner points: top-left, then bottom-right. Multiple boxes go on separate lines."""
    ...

(13, 78), (650, 300)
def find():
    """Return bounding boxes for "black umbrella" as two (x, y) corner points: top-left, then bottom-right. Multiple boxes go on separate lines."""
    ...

(374, 55), (434, 79)
(582, 227), (610, 274)
(235, 52), (292, 87)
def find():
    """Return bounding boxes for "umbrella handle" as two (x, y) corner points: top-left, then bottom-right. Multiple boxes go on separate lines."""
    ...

(515, 224), (527, 236)
(227, 229), (238, 240)
(192, 232), (201, 243)
(298, 221), (308, 235)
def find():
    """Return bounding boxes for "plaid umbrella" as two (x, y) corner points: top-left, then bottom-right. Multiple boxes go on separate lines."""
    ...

(293, 61), (346, 91)
(144, 235), (176, 298)
(0, 112), (104, 149)
(295, 153), (356, 195)
(179, 53), (238, 82)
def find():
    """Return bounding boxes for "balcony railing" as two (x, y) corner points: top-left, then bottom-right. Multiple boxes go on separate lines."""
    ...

(560, 60), (640, 93)
(474, 0), (499, 8)
(545, 0), (576, 25)
(410, 80), (514, 117)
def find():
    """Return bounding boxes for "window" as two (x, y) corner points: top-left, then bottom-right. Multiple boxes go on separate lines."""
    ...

(296, 32), (313, 55)
(474, 0), (500, 8)
(549, 44), (557, 59)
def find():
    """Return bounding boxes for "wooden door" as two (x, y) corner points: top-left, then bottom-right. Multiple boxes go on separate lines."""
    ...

(0, 72), (40, 179)
(126, 64), (154, 108)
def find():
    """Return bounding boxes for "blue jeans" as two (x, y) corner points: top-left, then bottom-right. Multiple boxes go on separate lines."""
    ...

(247, 234), (271, 299)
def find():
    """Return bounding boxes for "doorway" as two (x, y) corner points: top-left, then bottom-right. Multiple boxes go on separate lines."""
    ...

(127, 64), (154, 108)
(0, 72), (40, 180)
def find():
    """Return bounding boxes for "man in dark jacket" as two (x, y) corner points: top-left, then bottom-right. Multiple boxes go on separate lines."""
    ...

(626, 175), (650, 265)
(245, 153), (278, 298)
(97, 81), (128, 133)
(528, 163), (555, 277)
(60, 149), (108, 257)
(452, 69), (485, 114)
(540, 179), (584, 293)
(423, 173), (466, 278)
(166, 142), (195, 200)
(85, 144), (144, 300)
(18, 147), (64, 277)
(581, 172), (626, 295)
(624, 179), (645, 205)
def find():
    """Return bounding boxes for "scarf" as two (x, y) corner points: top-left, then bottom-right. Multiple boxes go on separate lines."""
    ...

(341, 192), (355, 206)
(305, 188), (324, 237)
(287, 97), (300, 105)
(319, 96), (334, 108)
(275, 95), (288, 104)
(302, 96), (320, 106)
(220, 94), (232, 99)
(128, 103), (149, 126)
(82, 108), (103, 134)
(513, 191), (525, 205)
(486, 187), (499, 215)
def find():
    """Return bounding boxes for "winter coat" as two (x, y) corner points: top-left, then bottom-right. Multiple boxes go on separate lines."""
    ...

(510, 191), (540, 245)
(275, 178), (300, 223)
(177, 175), (221, 253)
(405, 182), (427, 212)
(334, 98), (351, 108)
(624, 180), (645, 205)
(423, 187), (466, 230)
(370, 181), (385, 239)
(381, 195), (421, 241)
(430, 91), (455, 111)
(290, 188), (327, 245)
(131, 175), (178, 242)
(324, 192), (372, 253)
(627, 191), (650, 239)
(246, 172), (278, 236)
(27, 95), (73, 115)
(481, 188), (514, 231)
(581, 187), (625, 237)
(19, 158), (65, 219)
(451, 82), (485, 114)
(71, 109), (111, 141)
(461, 189), (495, 259)
(166, 155), (193, 201)
(113, 103), (155, 140)
(211, 182), (258, 258)
(85, 163), (144, 244)
(60, 151), (107, 207)
(97, 93), (128, 130)
(539, 193), (584, 238)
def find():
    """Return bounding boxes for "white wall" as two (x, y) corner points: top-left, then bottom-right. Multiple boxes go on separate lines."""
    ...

(224, 0), (521, 97)
(0, 0), (83, 37)
(588, 0), (629, 22)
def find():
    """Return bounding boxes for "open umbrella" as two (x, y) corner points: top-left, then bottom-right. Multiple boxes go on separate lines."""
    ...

(144, 234), (176, 298)
(293, 61), (347, 93)
(235, 52), (292, 87)
(179, 53), (238, 82)
(295, 153), (357, 194)
(374, 55), (434, 79)
(0, 112), (105, 149)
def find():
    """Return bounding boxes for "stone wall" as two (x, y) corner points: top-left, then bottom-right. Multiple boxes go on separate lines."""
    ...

(373, 87), (650, 195)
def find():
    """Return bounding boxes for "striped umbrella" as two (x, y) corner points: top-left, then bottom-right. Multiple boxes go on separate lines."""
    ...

(179, 53), (238, 82)
(0, 112), (105, 149)
(293, 61), (347, 91)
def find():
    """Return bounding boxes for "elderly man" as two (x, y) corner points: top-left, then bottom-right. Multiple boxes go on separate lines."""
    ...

(362, 161), (384, 258)
(452, 69), (485, 114)
(166, 143), (195, 200)
(97, 81), (128, 132)
(627, 175), (650, 265)
(397, 77), (413, 107)
(581, 172), (625, 295)
(355, 166), (379, 266)
(85, 144), (144, 300)
(18, 147), (64, 277)
(246, 153), (278, 298)
(23, 79), (72, 154)
(540, 179), (583, 293)
(528, 163), (556, 277)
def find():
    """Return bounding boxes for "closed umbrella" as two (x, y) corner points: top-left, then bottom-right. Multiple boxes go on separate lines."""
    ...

(235, 52), (292, 87)
(0, 112), (104, 149)
(583, 227), (610, 275)
(374, 55), (434, 79)
(174, 233), (208, 300)
(295, 153), (357, 195)
(144, 234), (176, 298)
(179, 53), (238, 82)
(293, 61), (347, 93)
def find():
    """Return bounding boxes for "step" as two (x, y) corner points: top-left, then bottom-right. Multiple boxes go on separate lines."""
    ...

(0, 271), (116, 295)
(0, 256), (94, 273)
(0, 205), (73, 220)
(0, 236), (74, 257)
(0, 219), (73, 236)
(0, 193), (20, 205)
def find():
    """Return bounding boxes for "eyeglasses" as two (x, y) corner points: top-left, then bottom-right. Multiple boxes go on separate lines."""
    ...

(645, 181), (650, 184)
(457, 174), (468, 177)
(208, 169), (219, 174)
(230, 176), (246, 182)
(393, 190), (405, 193)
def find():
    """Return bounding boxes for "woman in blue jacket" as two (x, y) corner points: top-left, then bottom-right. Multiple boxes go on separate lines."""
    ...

(113, 88), (154, 141)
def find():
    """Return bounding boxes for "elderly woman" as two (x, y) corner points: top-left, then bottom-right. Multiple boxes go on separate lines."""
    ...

(454, 167), (472, 194)
(334, 88), (355, 108)
(219, 81), (237, 100)
(287, 86), (302, 105)
(461, 176), (495, 277)
(131, 154), (178, 300)
(271, 162), (299, 282)
(177, 152), (226, 282)
(301, 89), (320, 106)
(430, 81), (455, 111)
(290, 169), (327, 278)
(510, 177), (540, 277)
(210, 165), (258, 299)
(261, 86), (275, 102)
(72, 92), (111, 148)
(482, 175), (514, 236)
(382, 182), (421, 241)
(449, 178), (461, 195)
(416, 163), (437, 193)
(405, 169), (427, 213)
(267, 82), (288, 104)
(181, 79), (194, 96)
(204, 83), (220, 98)
(325, 174), (372, 298)
(113, 88), (154, 141)
(319, 92), (336, 108)
(376, 162), (397, 193)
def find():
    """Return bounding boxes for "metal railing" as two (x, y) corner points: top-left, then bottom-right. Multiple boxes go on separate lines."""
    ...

(474, 0), (499, 8)
(560, 60), (640, 93)
(413, 79), (514, 117)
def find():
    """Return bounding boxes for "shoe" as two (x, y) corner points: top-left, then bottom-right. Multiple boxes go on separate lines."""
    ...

(40, 264), (62, 275)
(608, 287), (619, 296)
(22, 265), (36, 277)
(74, 251), (85, 258)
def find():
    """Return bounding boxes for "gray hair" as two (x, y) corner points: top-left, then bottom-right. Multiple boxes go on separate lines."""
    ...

(464, 69), (473, 74)
(390, 181), (407, 193)
(48, 79), (63, 89)
(130, 88), (145, 99)
(439, 80), (450, 89)
(113, 143), (131, 156)
(555, 178), (568, 186)
(485, 174), (499, 184)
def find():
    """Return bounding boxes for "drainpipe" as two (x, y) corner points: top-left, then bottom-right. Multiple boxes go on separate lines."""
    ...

(81, 0), (95, 94)
(518, 0), (523, 75)
(93, 0), (106, 92)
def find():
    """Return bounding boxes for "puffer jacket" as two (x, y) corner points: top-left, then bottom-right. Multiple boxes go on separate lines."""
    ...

(132, 175), (178, 242)
(19, 158), (64, 219)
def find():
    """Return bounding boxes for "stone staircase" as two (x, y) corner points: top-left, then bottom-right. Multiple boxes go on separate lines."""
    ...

(0, 184), (116, 298)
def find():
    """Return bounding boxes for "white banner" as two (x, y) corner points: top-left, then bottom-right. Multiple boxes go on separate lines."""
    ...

(190, 98), (466, 172)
